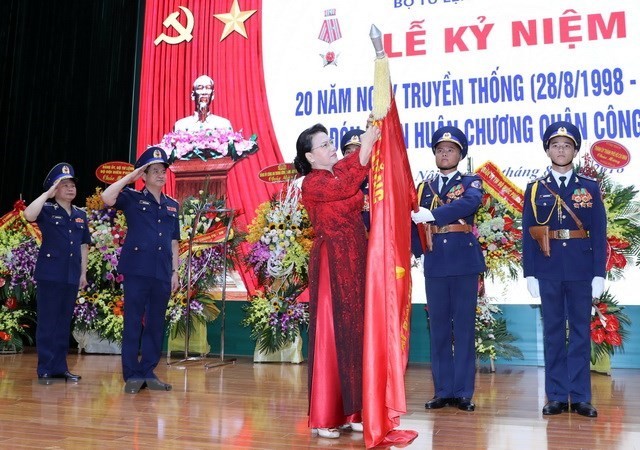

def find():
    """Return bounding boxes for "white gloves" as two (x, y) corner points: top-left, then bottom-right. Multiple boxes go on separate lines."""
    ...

(592, 276), (605, 298)
(525, 276), (604, 299)
(526, 276), (540, 298)
(411, 206), (433, 224)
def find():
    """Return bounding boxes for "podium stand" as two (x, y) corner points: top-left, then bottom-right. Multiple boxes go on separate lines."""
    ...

(166, 206), (237, 370)
(171, 157), (236, 202)
(166, 156), (238, 370)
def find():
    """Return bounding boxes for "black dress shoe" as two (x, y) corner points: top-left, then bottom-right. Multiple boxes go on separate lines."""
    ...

(425, 397), (456, 409)
(37, 374), (55, 385)
(542, 401), (569, 415)
(145, 378), (172, 391)
(457, 397), (475, 412)
(571, 402), (597, 418)
(63, 371), (81, 382)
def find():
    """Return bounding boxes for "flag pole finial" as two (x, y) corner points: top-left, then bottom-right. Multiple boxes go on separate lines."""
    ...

(370, 25), (385, 59)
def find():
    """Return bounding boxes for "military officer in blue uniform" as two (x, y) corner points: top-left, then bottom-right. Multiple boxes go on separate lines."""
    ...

(411, 126), (485, 412)
(340, 129), (370, 231)
(523, 121), (606, 418)
(24, 163), (91, 385)
(101, 147), (180, 394)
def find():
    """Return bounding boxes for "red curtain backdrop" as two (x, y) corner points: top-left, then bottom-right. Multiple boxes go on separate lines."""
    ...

(137, 0), (284, 293)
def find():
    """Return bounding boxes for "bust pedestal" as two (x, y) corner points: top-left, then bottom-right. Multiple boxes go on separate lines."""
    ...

(170, 157), (236, 203)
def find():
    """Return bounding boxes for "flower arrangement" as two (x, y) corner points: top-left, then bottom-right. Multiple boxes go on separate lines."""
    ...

(245, 182), (314, 286)
(74, 289), (124, 343)
(167, 188), (240, 339)
(577, 154), (638, 362)
(475, 294), (524, 363)
(242, 283), (309, 354)
(590, 290), (631, 364)
(471, 163), (524, 364)
(0, 307), (33, 352)
(73, 188), (126, 343)
(474, 193), (523, 282)
(158, 129), (258, 163)
(243, 180), (312, 353)
(0, 200), (39, 352)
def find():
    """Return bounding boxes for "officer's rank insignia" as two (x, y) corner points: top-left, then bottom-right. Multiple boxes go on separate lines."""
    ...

(153, 149), (162, 158)
(62, 165), (70, 174)
(470, 180), (482, 189)
(167, 206), (177, 212)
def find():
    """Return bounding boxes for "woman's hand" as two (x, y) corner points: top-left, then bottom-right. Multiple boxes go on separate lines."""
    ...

(359, 125), (381, 166)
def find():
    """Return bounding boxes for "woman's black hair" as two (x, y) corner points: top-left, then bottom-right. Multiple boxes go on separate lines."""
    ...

(293, 123), (327, 175)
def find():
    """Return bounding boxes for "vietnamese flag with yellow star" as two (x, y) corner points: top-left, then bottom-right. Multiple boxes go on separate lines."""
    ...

(362, 52), (418, 448)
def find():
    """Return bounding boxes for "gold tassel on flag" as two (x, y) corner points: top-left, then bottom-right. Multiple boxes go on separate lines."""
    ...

(370, 25), (391, 120)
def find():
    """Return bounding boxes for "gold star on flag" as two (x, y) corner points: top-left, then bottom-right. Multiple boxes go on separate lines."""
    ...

(214, 0), (257, 41)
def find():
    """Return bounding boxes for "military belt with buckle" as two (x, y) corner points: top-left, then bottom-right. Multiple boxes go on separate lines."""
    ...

(431, 224), (473, 234)
(549, 229), (588, 240)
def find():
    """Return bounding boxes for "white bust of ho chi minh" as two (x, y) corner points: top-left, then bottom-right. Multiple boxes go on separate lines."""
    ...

(174, 75), (233, 132)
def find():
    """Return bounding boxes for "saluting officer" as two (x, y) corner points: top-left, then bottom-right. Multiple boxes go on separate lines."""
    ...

(340, 129), (370, 231)
(24, 163), (90, 385)
(523, 121), (606, 418)
(411, 126), (485, 412)
(101, 147), (180, 394)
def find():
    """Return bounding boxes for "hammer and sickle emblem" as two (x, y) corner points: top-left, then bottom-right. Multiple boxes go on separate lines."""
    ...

(154, 6), (195, 46)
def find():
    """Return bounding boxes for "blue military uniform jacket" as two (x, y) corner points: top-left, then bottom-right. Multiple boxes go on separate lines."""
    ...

(34, 202), (91, 284)
(115, 187), (180, 281)
(522, 172), (607, 281)
(412, 172), (486, 277)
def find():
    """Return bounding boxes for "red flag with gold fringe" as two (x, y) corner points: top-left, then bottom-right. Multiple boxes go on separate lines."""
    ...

(362, 28), (418, 448)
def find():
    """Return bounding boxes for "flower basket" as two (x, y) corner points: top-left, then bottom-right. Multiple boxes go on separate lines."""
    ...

(72, 329), (121, 354)
(590, 290), (630, 365)
(1, 200), (39, 351)
(242, 181), (312, 354)
(578, 155), (637, 365)
(253, 328), (303, 364)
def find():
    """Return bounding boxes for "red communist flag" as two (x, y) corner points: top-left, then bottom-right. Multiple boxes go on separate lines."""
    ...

(362, 88), (418, 446)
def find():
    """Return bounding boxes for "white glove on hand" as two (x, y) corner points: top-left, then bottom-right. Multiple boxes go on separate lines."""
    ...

(591, 276), (605, 298)
(526, 276), (540, 298)
(411, 206), (432, 224)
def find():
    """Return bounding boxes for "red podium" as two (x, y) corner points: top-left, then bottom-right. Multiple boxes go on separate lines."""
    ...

(170, 157), (236, 203)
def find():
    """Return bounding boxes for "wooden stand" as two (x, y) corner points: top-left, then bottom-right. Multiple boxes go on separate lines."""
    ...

(171, 157), (236, 203)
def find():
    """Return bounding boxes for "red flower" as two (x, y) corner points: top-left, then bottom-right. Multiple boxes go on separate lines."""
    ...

(597, 303), (608, 314)
(604, 331), (622, 346)
(590, 318), (601, 330)
(13, 199), (27, 211)
(604, 315), (620, 332)
(591, 328), (606, 344)
(608, 236), (630, 250)
(606, 250), (627, 271)
(0, 331), (10, 341)
(4, 297), (18, 310)
(503, 216), (514, 231)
